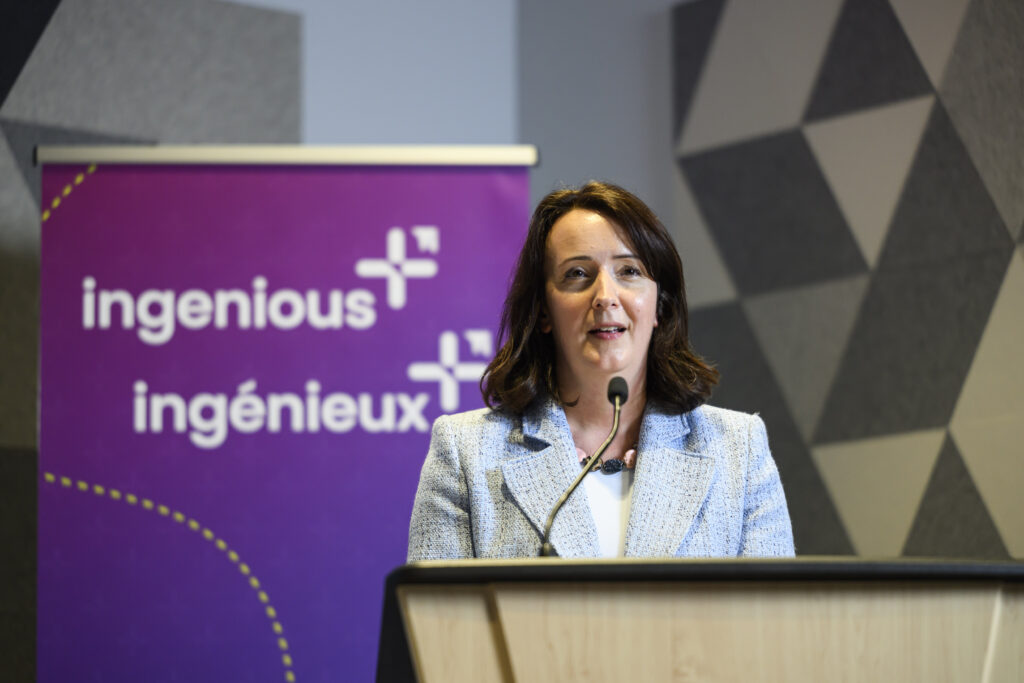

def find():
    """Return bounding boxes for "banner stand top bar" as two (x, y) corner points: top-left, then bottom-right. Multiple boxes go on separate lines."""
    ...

(35, 144), (538, 167)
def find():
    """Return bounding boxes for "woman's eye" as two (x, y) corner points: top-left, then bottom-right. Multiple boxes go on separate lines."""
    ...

(565, 267), (587, 279)
(621, 265), (643, 277)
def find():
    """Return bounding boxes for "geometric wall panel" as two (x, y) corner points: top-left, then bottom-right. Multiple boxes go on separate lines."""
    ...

(903, 434), (1011, 559)
(888, 0), (971, 86)
(804, 96), (932, 268)
(681, 131), (867, 296)
(671, 0), (726, 145)
(671, 169), (736, 308)
(0, 1), (61, 107)
(877, 102), (1013, 270)
(671, 0), (1024, 562)
(811, 428), (945, 556)
(689, 302), (854, 555)
(804, 0), (931, 123)
(950, 417), (1024, 559)
(0, 0), (300, 144)
(950, 249), (1024, 557)
(951, 249), (1024, 427)
(939, 0), (1024, 242)
(814, 248), (1013, 443)
(677, 0), (844, 155)
(744, 275), (869, 444)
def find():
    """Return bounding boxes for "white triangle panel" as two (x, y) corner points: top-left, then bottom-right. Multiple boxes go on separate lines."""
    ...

(678, 0), (844, 155)
(804, 96), (933, 268)
(812, 429), (945, 556)
(950, 249), (1024, 557)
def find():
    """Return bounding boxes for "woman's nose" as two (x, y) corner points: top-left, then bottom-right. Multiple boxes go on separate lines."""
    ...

(592, 271), (620, 309)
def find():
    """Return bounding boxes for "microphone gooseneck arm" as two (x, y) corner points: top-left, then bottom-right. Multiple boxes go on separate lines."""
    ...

(540, 377), (628, 557)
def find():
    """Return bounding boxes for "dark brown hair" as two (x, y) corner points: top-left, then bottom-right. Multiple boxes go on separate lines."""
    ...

(481, 180), (718, 414)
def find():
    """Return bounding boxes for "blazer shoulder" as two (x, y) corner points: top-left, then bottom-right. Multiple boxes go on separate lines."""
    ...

(434, 406), (515, 435)
(430, 407), (523, 464)
(687, 403), (762, 433)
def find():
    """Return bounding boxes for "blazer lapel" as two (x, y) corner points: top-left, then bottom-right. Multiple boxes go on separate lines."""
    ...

(625, 407), (716, 557)
(500, 399), (601, 558)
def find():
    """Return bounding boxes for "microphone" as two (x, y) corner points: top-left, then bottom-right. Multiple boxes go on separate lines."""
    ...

(540, 377), (628, 557)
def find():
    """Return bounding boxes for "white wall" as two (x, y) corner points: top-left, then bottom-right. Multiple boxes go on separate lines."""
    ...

(518, 0), (680, 218)
(236, 0), (518, 144)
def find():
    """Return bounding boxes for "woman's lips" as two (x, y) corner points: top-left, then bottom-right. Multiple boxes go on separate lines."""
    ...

(589, 326), (626, 340)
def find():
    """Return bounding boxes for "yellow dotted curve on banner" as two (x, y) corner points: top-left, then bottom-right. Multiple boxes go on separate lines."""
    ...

(43, 471), (297, 683)
(40, 164), (97, 223)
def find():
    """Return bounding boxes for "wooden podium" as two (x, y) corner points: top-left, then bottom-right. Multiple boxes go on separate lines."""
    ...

(377, 559), (1024, 682)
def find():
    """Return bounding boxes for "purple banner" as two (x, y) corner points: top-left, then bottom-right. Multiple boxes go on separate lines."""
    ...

(38, 161), (529, 682)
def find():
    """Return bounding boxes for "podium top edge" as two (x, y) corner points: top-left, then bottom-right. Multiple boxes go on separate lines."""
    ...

(35, 144), (539, 166)
(389, 557), (1024, 586)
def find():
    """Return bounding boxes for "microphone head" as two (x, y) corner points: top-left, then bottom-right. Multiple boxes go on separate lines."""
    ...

(607, 377), (628, 405)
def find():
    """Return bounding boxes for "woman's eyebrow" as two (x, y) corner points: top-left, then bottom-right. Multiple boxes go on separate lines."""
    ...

(556, 255), (594, 267)
(557, 252), (638, 267)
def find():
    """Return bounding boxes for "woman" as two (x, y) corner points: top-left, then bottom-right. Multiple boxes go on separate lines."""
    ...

(408, 181), (794, 559)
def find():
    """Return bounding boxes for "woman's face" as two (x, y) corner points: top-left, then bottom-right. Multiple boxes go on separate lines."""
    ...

(541, 209), (658, 394)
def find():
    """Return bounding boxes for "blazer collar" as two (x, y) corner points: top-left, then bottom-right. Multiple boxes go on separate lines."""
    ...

(500, 398), (600, 557)
(624, 404), (716, 557)
(500, 398), (716, 558)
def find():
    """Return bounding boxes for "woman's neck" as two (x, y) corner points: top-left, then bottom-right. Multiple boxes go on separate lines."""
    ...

(561, 374), (647, 460)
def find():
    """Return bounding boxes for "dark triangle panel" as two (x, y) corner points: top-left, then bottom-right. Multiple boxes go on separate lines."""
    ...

(804, 0), (932, 122)
(903, 434), (1010, 559)
(0, 118), (152, 207)
(680, 132), (867, 296)
(877, 101), (1012, 270)
(0, 1), (62, 108)
(689, 302), (854, 555)
(814, 248), (1012, 443)
(671, 0), (726, 144)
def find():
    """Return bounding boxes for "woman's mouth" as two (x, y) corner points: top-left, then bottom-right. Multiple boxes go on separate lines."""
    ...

(589, 326), (626, 339)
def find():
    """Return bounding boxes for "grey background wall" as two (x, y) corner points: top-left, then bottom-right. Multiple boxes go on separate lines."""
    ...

(2, 0), (1023, 678)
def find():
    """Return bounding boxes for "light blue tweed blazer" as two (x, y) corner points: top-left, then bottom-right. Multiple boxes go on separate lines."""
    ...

(407, 398), (795, 560)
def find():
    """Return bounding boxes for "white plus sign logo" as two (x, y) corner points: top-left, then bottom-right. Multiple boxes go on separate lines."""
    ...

(355, 226), (439, 309)
(408, 329), (493, 412)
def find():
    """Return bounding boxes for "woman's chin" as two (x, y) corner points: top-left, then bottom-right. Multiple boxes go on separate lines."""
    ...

(582, 356), (635, 377)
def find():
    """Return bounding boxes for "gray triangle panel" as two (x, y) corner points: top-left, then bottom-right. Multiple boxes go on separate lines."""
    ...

(814, 248), (1013, 443)
(743, 276), (869, 444)
(689, 302), (854, 555)
(877, 101), (1012, 270)
(680, 132), (867, 296)
(0, 118), (152, 206)
(671, 0), (726, 144)
(804, 0), (932, 122)
(0, 1), (62, 108)
(902, 434), (1010, 559)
